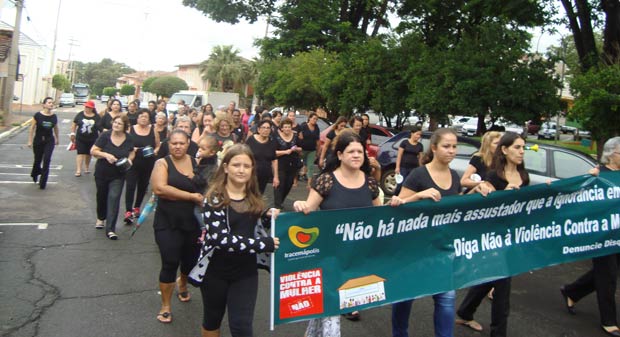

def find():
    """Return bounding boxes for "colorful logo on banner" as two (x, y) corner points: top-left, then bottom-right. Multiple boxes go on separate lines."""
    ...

(288, 226), (319, 248)
(279, 268), (324, 319)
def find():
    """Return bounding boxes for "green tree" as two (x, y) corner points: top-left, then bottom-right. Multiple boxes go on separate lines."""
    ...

(571, 65), (620, 145)
(142, 77), (158, 93)
(79, 58), (134, 95)
(103, 87), (117, 96)
(149, 76), (189, 98)
(52, 74), (70, 93)
(120, 84), (136, 96)
(200, 45), (251, 92)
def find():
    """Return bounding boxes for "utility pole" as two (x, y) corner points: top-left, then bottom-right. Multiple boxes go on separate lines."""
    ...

(66, 37), (79, 84)
(47, 0), (62, 98)
(2, 0), (23, 125)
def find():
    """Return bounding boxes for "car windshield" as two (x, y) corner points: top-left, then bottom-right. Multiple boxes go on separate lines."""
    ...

(61, 94), (73, 98)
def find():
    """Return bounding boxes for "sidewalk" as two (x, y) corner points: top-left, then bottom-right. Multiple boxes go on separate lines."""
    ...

(0, 104), (39, 141)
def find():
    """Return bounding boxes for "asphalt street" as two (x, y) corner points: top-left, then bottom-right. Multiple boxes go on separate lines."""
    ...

(0, 104), (615, 337)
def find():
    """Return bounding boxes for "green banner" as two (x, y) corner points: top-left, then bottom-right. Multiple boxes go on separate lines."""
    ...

(272, 172), (620, 326)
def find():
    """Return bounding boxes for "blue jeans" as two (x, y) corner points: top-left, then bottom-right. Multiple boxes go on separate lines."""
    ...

(392, 290), (455, 337)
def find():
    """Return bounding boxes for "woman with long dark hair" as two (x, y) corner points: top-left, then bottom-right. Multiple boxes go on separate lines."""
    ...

(124, 109), (160, 224)
(561, 136), (620, 337)
(394, 126), (423, 195)
(455, 132), (529, 337)
(197, 144), (280, 337)
(319, 116), (347, 169)
(390, 128), (490, 337)
(27, 97), (59, 189)
(151, 129), (204, 324)
(192, 112), (216, 143)
(294, 130), (382, 336)
(90, 115), (136, 239)
(98, 99), (123, 132)
(298, 112), (321, 186)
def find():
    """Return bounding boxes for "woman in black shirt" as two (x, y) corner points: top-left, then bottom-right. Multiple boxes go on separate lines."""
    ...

(456, 132), (529, 337)
(319, 116), (347, 169)
(298, 112), (321, 185)
(561, 137), (620, 336)
(90, 115), (135, 239)
(274, 119), (301, 209)
(394, 126), (423, 195)
(70, 101), (100, 176)
(27, 97), (59, 189)
(460, 131), (501, 191)
(246, 119), (279, 194)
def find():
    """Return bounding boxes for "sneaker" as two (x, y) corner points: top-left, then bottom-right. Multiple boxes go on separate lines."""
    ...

(132, 207), (140, 218)
(107, 232), (118, 240)
(95, 219), (104, 229)
(124, 211), (134, 225)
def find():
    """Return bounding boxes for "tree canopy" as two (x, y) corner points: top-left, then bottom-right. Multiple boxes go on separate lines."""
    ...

(200, 45), (253, 92)
(149, 76), (189, 98)
(72, 59), (134, 95)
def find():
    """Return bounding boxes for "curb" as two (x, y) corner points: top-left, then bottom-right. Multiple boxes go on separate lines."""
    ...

(0, 118), (31, 142)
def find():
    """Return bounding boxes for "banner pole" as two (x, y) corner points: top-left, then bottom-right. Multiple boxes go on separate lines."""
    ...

(270, 208), (276, 331)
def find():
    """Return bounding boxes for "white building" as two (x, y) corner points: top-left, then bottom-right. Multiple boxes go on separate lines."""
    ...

(0, 20), (52, 105)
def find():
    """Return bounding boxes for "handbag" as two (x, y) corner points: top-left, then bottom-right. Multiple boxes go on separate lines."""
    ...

(188, 242), (214, 286)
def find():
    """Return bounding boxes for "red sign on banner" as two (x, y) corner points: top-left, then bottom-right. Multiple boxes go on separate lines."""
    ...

(279, 268), (324, 319)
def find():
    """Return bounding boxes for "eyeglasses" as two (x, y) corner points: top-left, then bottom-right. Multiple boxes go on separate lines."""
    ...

(259, 126), (271, 130)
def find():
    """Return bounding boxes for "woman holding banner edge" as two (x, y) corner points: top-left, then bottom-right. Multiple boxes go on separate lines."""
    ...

(389, 128), (491, 337)
(454, 131), (529, 337)
(560, 136), (620, 337)
(294, 130), (382, 337)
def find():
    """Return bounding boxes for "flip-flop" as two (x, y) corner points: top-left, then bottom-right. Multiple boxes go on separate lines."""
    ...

(84, 170), (91, 174)
(342, 311), (360, 321)
(156, 312), (172, 324)
(74, 172), (81, 177)
(456, 318), (483, 332)
(177, 291), (191, 302)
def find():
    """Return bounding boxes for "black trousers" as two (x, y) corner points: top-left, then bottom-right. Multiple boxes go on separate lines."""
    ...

(125, 158), (155, 212)
(30, 140), (55, 188)
(200, 273), (258, 336)
(457, 277), (511, 337)
(274, 166), (298, 209)
(563, 254), (620, 326)
(154, 226), (201, 283)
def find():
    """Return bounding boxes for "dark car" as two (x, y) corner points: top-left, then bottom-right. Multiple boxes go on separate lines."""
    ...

(377, 131), (480, 195)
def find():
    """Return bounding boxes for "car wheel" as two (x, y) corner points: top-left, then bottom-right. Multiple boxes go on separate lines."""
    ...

(537, 135), (543, 140)
(380, 168), (397, 196)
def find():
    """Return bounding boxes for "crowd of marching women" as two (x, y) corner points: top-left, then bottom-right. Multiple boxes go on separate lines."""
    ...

(25, 96), (620, 337)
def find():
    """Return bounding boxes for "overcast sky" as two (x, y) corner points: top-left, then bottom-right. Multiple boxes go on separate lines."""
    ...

(1, 0), (564, 72)
(1, 0), (268, 71)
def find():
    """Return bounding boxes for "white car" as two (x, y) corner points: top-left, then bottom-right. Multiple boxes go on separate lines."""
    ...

(59, 93), (76, 107)
(461, 118), (479, 136)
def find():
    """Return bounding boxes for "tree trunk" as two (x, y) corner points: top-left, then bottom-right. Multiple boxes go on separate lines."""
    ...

(601, 0), (620, 65)
(561, 0), (599, 71)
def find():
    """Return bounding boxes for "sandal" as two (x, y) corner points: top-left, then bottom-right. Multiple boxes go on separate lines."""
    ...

(74, 172), (81, 177)
(456, 318), (483, 332)
(156, 312), (172, 324)
(84, 170), (91, 174)
(107, 232), (118, 240)
(342, 311), (360, 321)
(177, 277), (191, 302)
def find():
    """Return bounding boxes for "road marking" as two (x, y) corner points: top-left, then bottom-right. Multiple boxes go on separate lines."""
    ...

(0, 181), (58, 184)
(0, 223), (48, 229)
(0, 173), (58, 176)
(0, 164), (63, 169)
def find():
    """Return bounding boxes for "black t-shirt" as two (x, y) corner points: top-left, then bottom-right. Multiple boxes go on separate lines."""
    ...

(246, 135), (277, 179)
(312, 172), (379, 210)
(232, 125), (245, 142)
(399, 140), (423, 169)
(98, 112), (114, 131)
(126, 112), (139, 126)
(403, 165), (461, 197)
(93, 131), (135, 179)
(299, 122), (320, 151)
(207, 200), (259, 279)
(360, 126), (371, 144)
(73, 111), (100, 142)
(469, 155), (488, 180)
(486, 170), (529, 191)
(275, 132), (299, 168)
(33, 112), (57, 144)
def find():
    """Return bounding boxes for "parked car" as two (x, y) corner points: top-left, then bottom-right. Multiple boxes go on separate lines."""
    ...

(538, 122), (558, 140)
(376, 132), (597, 195)
(100, 95), (109, 102)
(59, 93), (76, 107)
(561, 125), (578, 134)
(452, 116), (475, 134)
(461, 118), (480, 136)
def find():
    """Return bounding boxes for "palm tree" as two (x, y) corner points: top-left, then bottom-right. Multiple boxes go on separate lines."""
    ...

(200, 45), (250, 92)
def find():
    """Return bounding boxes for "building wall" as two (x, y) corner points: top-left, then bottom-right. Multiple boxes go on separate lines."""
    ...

(177, 65), (210, 91)
(13, 43), (51, 105)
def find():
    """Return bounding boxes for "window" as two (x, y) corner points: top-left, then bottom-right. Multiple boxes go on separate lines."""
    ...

(553, 151), (594, 179)
(525, 149), (547, 174)
(370, 128), (390, 145)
